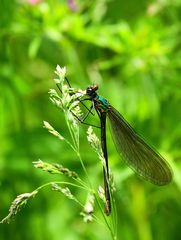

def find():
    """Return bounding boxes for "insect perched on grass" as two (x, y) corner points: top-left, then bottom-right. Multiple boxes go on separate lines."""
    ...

(56, 72), (173, 216)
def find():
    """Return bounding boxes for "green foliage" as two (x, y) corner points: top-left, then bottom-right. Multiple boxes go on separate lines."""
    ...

(1, 0), (181, 240)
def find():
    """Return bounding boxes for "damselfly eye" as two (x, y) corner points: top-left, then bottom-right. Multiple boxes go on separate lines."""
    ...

(93, 85), (98, 91)
(86, 85), (98, 96)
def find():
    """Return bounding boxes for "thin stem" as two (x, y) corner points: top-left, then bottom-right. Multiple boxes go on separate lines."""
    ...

(94, 194), (116, 240)
(35, 181), (87, 192)
(66, 117), (79, 151)
(64, 135), (77, 152)
(76, 151), (93, 188)
(109, 189), (118, 239)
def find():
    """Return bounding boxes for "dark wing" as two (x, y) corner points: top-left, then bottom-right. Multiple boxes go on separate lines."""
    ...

(108, 106), (172, 185)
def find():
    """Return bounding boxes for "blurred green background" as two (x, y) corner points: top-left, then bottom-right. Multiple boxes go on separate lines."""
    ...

(1, 0), (181, 239)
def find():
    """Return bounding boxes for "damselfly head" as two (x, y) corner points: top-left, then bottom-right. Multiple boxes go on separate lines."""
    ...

(86, 85), (98, 97)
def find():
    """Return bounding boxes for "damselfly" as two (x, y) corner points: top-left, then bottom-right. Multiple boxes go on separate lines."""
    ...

(56, 77), (173, 216)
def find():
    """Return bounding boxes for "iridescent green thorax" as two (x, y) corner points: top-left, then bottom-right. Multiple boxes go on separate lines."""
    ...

(95, 95), (109, 111)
